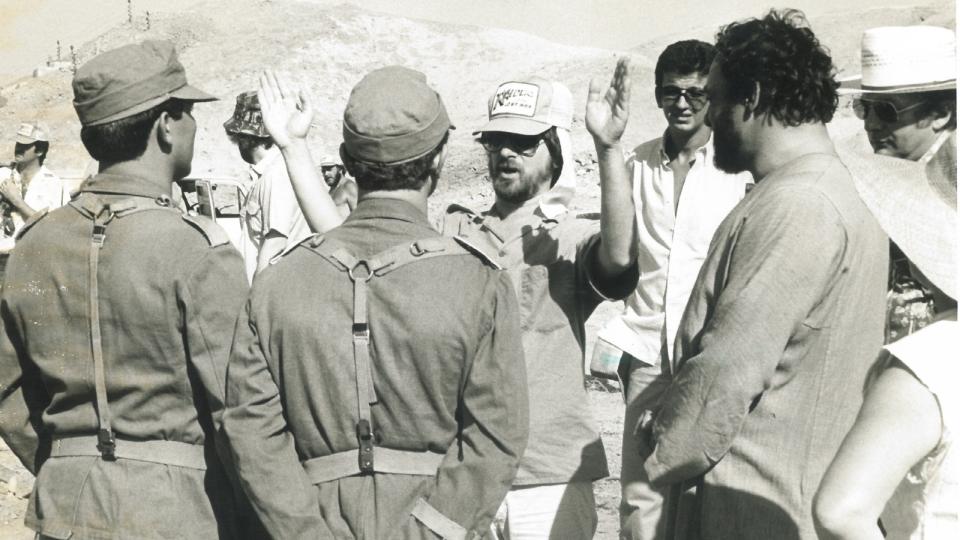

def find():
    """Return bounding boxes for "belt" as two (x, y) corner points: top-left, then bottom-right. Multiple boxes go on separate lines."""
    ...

(50, 436), (207, 470)
(302, 448), (444, 484)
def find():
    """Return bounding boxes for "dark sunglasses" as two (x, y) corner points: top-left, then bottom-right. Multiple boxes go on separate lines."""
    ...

(479, 133), (545, 157)
(852, 98), (925, 123)
(659, 86), (709, 109)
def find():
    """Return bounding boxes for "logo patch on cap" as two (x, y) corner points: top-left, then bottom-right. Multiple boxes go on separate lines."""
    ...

(491, 82), (540, 117)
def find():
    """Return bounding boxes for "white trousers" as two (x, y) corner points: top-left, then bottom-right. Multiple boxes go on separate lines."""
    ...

(490, 482), (598, 540)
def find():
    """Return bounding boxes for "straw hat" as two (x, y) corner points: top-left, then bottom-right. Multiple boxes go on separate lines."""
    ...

(838, 132), (957, 299)
(839, 26), (956, 94)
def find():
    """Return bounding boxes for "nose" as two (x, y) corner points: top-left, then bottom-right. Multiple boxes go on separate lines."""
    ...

(863, 105), (884, 131)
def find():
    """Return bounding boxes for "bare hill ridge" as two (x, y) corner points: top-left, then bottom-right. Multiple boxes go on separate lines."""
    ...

(0, 0), (953, 202)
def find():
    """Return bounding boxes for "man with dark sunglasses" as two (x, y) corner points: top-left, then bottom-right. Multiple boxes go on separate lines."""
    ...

(442, 70), (639, 538)
(592, 39), (752, 540)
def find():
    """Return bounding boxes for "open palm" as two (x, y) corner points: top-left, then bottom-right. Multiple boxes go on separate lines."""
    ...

(257, 70), (314, 149)
(585, 57), (631, 147)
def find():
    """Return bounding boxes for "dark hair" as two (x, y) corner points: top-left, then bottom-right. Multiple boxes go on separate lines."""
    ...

(914, 89), (957, 132)
(343, 132), (449, 192)
(714, 9), (839, 126)
(80, 99), (189, 163)
(540, 127), (563, 184)
(34, 141), (49, 165)
(655, 40), (716, 87)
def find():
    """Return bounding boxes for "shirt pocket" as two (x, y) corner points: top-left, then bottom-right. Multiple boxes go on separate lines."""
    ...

(519, 262), (577, 333)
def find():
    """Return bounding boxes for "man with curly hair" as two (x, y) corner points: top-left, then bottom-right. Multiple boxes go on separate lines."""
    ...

(640, 10), (888, 539)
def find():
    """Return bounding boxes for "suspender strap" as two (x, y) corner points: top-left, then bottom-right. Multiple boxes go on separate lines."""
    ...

(307, 235), (471, 478)
(69, 193), (179, 461)
(301, 447), (445, 484)
(50, 436), (207, 470)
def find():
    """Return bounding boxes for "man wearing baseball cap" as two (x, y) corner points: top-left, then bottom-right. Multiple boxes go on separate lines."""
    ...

(0, 121), (65, 254)
(223, 67), (529, 538)
(0, 40), (261, 539)
(441, 63), (639, 537)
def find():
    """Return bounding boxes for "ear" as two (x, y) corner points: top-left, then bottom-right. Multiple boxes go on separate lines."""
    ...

(929, 104), (953, 132)
(431, 139), (449, 179)
(745, 81), (762, 112)
(156, 111), (174, 152)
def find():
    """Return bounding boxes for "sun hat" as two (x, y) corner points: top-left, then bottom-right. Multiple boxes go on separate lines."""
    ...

(223, 91), (269, 138)
(475, 77), (573, 135)
(838, 132), (957, 299)
(839, 26), (956, 95)
(342, 66), (454, 164)
(73, 40), (217, 126)
(15, 121), (49, 144)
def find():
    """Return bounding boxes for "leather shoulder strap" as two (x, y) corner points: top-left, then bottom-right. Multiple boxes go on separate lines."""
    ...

(14, 208), (50, 240)
(180, 213), (231, 247)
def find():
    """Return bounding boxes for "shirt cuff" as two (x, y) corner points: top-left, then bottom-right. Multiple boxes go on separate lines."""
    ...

(584, 234), (640, 301)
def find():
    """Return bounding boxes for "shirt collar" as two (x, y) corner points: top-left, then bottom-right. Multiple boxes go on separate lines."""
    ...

(658, 130), (712, 166)
(78, 172), (170, 200)
(251, 146), (283, 177)
(346, 197), (431, 228)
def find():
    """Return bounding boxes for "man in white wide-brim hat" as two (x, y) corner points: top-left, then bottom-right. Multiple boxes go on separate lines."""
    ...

(814, 26), (958, 539)
(839, 25), (957, 339)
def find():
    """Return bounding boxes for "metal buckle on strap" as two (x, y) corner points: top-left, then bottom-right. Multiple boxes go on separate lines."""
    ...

(92, 224), (107, 246)
(97, 429), (116, 461)
(348, 260), (374, 282)
(352, 323), (369, 340)
(356, 420), (374, 474)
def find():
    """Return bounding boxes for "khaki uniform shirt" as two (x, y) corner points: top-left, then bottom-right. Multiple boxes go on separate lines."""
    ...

(645, 153), (888, 540)
(0, 174), (256, 539)
(443, 198), (638, 485)
(224, 198), (529, 539)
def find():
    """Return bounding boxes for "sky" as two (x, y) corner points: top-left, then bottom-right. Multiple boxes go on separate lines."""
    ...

(0, 0), (943, 85)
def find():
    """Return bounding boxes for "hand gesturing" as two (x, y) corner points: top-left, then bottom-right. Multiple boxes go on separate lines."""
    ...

(586, 57), (631, 148)
(257, 70), (314, 149)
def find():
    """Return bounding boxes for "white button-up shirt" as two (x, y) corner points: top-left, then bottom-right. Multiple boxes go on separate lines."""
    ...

(598, 134), (752, 371)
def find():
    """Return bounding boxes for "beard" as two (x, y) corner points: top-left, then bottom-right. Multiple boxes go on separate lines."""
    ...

(711, 108), (749, 174)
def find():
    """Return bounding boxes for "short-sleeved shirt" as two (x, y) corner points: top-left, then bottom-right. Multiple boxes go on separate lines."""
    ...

(881, 320), (959, 540)
(1, 165), (65, 235)
(444, 198), (638, 485)
(598, 135), (752, 368)
(242, 147), (312, 252)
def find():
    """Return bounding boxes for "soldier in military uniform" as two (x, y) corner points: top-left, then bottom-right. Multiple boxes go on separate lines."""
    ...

(0, 40), (259, 539)
(223, 67), (530, 539)
(441, 68), (639, 537)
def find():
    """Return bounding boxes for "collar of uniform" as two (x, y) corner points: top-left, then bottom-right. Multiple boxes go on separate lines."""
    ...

(346, 197), (431, 227)
(251, 146), (282, 177)
(78, 172), (170, 200)
(658, 130), (712, 166)
(481, 196), (560, 246)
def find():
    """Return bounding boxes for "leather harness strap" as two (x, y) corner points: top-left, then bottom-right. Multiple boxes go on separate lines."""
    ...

(67, 192), (203, 466)
(307, 235), (468, 480)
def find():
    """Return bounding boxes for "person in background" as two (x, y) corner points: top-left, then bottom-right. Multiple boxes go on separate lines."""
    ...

(641, 10), (887, 539)
(320, 156), (357, 216)
(0, 122), (64, 255)
(224, 90), (341, 275)
(591, 39), (752, 540)
(814, 24), (957, 540)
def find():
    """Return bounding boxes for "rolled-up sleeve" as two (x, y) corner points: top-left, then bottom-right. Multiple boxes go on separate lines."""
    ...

(222, 299), (330, 539)
(408, 271), (529, 537)
(645, 187), (846, 486)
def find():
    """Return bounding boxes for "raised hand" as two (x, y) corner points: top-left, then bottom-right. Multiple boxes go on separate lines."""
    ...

(257, 70), (314, 149)
(586, 57), (631, 148)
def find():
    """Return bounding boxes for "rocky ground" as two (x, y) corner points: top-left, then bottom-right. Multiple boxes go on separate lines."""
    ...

(0, 0), (953, 537)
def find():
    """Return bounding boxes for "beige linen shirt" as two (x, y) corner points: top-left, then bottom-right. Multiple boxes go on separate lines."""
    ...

(598, 135), (752, 367)
(242, 147), (312, 253)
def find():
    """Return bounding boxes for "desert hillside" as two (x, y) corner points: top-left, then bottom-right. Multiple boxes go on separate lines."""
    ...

(0, 0), (953, 212)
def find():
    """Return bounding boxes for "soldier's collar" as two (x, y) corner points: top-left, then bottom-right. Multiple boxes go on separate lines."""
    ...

(347, 197), (431, 227)
(78, 173), (171, 200)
